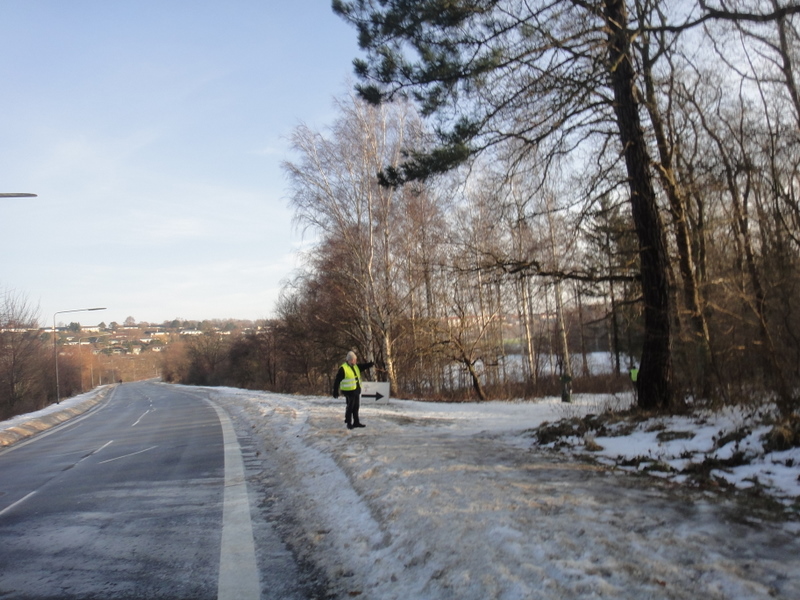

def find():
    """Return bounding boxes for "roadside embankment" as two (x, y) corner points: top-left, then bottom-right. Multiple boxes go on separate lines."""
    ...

(0, 386), (113, 448)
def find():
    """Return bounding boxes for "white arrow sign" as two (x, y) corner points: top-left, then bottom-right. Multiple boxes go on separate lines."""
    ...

(361, 381), (390, 403)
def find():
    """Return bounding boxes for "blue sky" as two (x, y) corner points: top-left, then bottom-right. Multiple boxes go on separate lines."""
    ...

(0, 1), (361, 326)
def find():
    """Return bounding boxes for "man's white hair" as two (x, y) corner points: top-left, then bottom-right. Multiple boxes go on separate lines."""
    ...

(346, 351), (357, 362)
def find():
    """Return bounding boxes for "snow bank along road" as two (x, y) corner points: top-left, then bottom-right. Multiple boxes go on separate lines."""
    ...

(3, 383), (800, 599)
(210, 387), (800, 600)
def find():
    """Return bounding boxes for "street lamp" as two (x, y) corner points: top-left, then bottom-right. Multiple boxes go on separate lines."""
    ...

(0, 193), (37, 197)
(54, 307), (106, 403)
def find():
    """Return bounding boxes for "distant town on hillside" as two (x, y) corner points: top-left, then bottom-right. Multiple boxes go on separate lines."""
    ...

(47, 318), (263, 358)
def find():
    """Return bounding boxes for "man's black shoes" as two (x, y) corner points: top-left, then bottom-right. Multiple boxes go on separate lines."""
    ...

(353, 423), (366, 428)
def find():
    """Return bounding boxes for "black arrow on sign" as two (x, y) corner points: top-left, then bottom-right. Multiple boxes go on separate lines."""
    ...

(361, 391), (384, 401)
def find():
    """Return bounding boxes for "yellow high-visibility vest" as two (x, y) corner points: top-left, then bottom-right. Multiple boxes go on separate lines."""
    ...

(339, 363), (361, 391)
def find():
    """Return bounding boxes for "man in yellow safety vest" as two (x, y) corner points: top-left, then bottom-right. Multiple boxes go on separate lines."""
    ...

(333, 351), (374, 429)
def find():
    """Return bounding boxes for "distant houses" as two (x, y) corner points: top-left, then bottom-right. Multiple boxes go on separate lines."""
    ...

(40, 319), (260, 357)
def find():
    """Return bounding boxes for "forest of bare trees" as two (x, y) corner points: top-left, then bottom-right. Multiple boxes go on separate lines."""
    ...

(6, 2), (799, 417)
(258, 1), (800, 412)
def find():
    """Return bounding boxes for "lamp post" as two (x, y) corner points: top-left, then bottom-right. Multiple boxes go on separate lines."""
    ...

(54, 307), (106, 403)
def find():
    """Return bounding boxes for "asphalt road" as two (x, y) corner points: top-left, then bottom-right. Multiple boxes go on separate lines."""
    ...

(0, 381), (310, 600)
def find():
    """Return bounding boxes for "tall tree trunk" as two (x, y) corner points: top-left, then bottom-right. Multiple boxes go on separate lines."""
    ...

(575, 284), (591, 378)
(638, 26), (716, 399)
(604, 0), (676, 411)
(607, 244), (622, 377)
(547, 203), (572, 386)
(517, 275), (537, 388)
(554, 277), (572, 401)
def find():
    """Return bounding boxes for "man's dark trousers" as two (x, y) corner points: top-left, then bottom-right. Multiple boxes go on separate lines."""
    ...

(344, 389), (361, 427)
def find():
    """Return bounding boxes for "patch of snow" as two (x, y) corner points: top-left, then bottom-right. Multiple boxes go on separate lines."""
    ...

(1, 389), (104, 429)
(4, 385), (798, 598)
(207, 388), (800, 600)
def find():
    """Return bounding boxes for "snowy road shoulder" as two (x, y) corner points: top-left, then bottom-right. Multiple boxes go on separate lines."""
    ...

(0, 387), (111, 448)
(211, 388), (800, 600)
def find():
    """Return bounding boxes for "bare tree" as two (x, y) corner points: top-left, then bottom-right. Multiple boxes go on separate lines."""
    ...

(184, 332), (231, 386)
(0, 291), (50, 418)
(284, 94), (431, 392)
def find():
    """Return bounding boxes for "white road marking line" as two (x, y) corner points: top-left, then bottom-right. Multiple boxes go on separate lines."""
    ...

(132, 410), (150, 427)
(96, 440), (114, 453)
(0, 440), (114, 516)
(0, 491), (37, 517)
(98, 445), (158, 465)
(204, 398), (260, 600)
(75, 439), (114, 465)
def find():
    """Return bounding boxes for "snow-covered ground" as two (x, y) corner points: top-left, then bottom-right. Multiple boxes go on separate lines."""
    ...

(3, 385), (799, 598)
(209, 387), (800, 600)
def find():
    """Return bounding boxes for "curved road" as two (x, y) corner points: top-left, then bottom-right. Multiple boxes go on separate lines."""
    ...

(0, 382), (303, 600)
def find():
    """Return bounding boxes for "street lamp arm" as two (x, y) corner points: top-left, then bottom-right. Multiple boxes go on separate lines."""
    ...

(54, 307), (106, 318)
